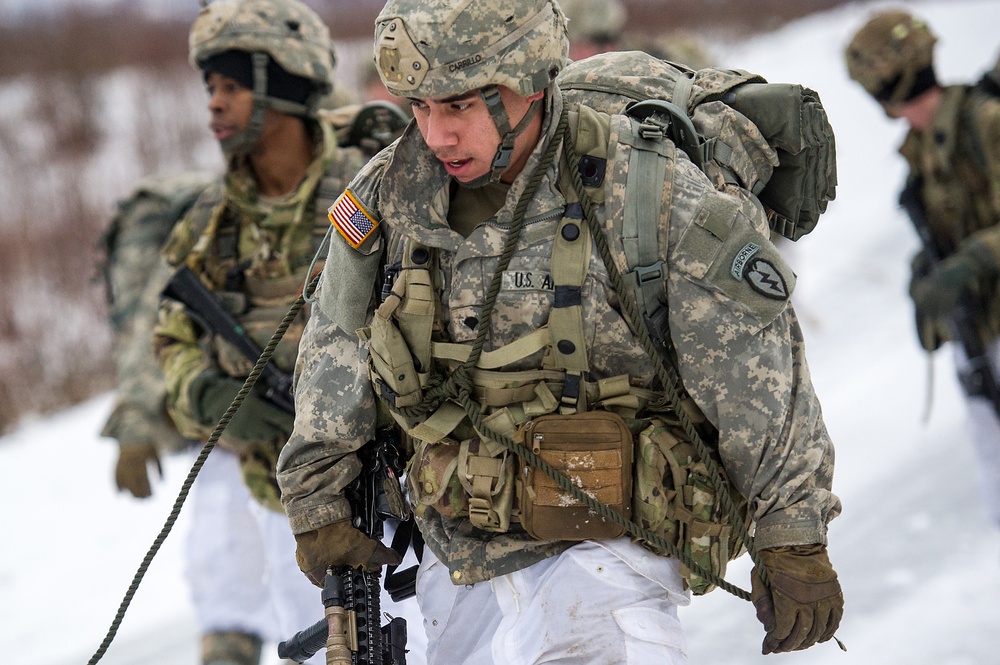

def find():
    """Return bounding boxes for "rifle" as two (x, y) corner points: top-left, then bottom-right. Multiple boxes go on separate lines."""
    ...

(161, 265), (295, 413)
(278, 429), (415, 665)
(899, 177), (1000, 417)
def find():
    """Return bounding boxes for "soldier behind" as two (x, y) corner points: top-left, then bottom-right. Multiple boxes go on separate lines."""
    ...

(846, 10), (1000, 530)
(559, 0), (715, 68)
(150, 1), (382, 663)
(277, 0), (843, 662)
(102, 171), (302, 665)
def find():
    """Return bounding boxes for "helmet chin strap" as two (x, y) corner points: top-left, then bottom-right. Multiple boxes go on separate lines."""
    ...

(461, 85), (542, 189)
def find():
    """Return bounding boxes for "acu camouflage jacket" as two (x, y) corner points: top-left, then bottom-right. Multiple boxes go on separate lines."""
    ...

(276, 89), (841, 584)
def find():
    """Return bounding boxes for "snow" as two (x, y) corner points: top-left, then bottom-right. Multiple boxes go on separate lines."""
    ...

(3, 1), (1000, 663)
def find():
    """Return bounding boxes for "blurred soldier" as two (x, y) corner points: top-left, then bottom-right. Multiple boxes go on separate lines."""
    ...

(559, 0), (715, 68)
(149, 0), (402, 663)
(846, 10), (1000, 529)
(277, 0), (843, 662)
(101, 172), (298, 665)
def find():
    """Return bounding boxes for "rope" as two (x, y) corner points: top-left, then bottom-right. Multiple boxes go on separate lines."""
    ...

(86, 272), (321, 665)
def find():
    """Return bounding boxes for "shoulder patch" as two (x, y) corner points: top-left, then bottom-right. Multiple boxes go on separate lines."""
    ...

(329, 190), (379, 249)
(743, 256), (789, 300)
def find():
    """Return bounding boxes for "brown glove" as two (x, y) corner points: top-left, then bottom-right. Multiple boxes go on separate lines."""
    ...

(294, 520), (403, 586)
(115, 443), (162, 499)
(750, 544), (844, 655)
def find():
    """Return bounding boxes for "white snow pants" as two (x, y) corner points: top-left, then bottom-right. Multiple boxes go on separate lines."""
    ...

(415, 537), (691, 665)
(184, 447), (325, 664)
(954, 339), (1000, 527)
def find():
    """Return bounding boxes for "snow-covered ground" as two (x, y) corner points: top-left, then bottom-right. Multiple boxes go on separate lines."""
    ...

(2, 1), (1000, 663)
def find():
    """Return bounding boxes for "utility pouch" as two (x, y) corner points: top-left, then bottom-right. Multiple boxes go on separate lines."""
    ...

(406, 438), (469, 520)
(633, 418), (748, 595)
(406, 436), (516, 533)
(519, 411), (633, 541)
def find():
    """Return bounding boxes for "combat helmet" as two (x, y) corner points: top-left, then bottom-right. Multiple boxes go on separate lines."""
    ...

(373, 0), (569, 185)
(560, 0), (627, 47)
(845, 9), (938, 106)
(189, 0), (337, 153)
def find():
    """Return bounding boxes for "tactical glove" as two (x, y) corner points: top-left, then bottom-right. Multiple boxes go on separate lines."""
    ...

(294, 520), (403, 587)
(188, 370), (294, 443)
(750, 544), (844, 655)
(911, 243), (998, 320)
(908, 251), (944, 352)
(115, 443), (162, 498)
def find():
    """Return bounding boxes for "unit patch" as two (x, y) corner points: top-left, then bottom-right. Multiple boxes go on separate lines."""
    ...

(744, 258), (789, 300)
(329, 190), (378, 249)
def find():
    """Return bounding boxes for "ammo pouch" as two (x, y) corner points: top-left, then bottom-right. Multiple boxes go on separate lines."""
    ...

(407, 436), (516, 533)
(519, 411), (633, 541)
(633, 418), (748, 595)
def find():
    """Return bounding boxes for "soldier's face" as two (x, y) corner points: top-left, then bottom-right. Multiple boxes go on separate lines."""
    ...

(880, 85), (941, 132)
(205, 71), (255, 144)
(408, 85), (544, 184)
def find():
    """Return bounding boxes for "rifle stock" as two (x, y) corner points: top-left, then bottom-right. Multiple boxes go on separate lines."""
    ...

(899, 178), (1000, 417)
(161, 265), (295, 413)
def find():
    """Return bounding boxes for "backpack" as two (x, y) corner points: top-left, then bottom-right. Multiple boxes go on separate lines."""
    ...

(558, 50), (838, 242)
(100, 171), (214, 321)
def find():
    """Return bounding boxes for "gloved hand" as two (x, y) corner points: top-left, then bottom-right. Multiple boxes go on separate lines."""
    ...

(750, 544), (844, 655)
(911, 244), (997, 320)
(188, 370), (294, 443)
(115, 443), (162, 498)
(908, 251), (944, 352)
(294, 521), (403, 587)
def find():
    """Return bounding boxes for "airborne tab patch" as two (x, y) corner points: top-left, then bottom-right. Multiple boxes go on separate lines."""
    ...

(329, 190), (378, 249)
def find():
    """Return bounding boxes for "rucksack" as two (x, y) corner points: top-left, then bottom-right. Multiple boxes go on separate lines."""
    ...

(558, 50), (838, 242)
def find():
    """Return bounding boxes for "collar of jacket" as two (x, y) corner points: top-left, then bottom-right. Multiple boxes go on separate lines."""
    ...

(377, 87), (567, 253)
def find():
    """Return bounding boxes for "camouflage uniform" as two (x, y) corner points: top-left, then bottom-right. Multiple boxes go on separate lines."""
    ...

(278, 0), (841, 661)
(847, 10), (1000, 527)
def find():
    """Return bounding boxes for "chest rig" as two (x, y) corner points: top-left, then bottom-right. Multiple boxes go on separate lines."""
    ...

(362, 106), (678, 531)
(177, 138), (349, 376)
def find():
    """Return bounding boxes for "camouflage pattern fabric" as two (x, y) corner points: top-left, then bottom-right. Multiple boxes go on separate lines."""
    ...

(899, 84), (1000, 344)
(277, 81), (840, 583)
(155, 119), (367, 510)
(558, 0), (626, 44)
(189, 0), (336, 98)
(845, 10), (937, 105)
(100, 172), (213, 453)
(373, 0), (569, 99)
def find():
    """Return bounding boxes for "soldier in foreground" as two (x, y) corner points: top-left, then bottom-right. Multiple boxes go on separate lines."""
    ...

(846, 10), (1000, 530)
(150, 0), (384, 663)
(277, 0), (843, 662)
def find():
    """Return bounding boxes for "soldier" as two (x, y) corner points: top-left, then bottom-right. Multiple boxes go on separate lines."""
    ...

(101, 172), (297, 665)
(559, 0), (715, 69)
(277, 0), (843, 662)
(150, 1), (391, 663)
(846, 10), (1000, 529)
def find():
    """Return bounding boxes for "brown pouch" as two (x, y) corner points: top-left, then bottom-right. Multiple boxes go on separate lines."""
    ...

(519, 411), (633, 541)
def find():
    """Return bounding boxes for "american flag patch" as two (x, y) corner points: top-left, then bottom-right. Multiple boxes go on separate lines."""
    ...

(329, 190), (378, 249)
